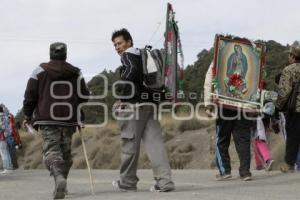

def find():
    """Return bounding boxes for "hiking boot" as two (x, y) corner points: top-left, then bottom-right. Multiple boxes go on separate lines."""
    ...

(215, 173), (232, 181)
(280, 163), (295, 173)
(53, 175), (67, 199)
(112, 180), (137, 192)
(256, 165), (264, 171)
(240, 174), (252, 181)
(150, 183), (175, 192)
(265, 160), (274, 172)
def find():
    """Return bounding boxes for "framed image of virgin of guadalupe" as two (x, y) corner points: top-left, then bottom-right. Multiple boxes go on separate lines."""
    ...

(211, 35), (266, 112)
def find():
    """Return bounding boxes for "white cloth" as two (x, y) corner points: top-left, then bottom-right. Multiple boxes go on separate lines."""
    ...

(255, 117), (267, 141)
(279, 112), (287, 141)
(204, 62), (213, 107)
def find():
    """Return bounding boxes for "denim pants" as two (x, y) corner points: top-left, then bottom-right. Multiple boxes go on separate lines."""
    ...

(0, 140), (13, 170)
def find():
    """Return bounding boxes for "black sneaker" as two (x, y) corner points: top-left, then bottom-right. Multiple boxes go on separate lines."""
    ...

(265, 160), (274, 172)
(256, 165), (264, 171)
(150, 184), (175, 192)
(53, 175), (67, 199)
(240, 174), (252, 181)
(112, 180), (137, 192)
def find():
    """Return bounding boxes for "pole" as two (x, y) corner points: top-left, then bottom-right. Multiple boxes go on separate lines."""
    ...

(78, 127), (95, 195)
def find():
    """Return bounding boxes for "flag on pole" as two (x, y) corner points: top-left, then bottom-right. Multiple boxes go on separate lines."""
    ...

(164, 3), (184, 102)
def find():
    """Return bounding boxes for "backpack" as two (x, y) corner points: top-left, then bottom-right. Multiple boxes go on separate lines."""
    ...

(8, 114), (22, 146)
(286, 81), (300, 113)
(140, 46), (165, 92)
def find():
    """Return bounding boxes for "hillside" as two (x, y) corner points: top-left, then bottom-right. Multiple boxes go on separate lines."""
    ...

(4, 114), (286, 171)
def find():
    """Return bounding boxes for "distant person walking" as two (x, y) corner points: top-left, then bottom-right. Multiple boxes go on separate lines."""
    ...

(23, 42), (89, 199)
(0, 104), (14, 174)
(6, 113), (22, 169)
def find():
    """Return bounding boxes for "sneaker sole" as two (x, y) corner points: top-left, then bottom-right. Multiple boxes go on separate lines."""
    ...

(112, 181), (137, 192)
(54, 180), (66, 199)
(242, 177), (252, 181)
(150, 186), (175, 192)
(216, 175), (232, 181)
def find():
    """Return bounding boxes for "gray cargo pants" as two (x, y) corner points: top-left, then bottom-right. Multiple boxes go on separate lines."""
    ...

(117, 104), (174, 189)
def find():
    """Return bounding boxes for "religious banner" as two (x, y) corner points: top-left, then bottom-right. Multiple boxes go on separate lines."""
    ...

(211, 34), (266, 112)
(164, 3), (184, 102)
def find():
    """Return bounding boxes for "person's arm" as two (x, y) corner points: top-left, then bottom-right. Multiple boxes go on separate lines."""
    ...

(9, 114), (21, 147)
(275, 68), (293, 110)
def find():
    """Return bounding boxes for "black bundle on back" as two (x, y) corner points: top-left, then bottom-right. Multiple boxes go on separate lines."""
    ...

(140, 46), (165, 92)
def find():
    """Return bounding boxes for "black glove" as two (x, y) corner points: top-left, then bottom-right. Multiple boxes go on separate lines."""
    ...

(273, 107), (280, 120)
(271, 123), (280, 134)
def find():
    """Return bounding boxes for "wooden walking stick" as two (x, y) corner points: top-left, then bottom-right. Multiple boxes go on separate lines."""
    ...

(78, 126), (95, 195)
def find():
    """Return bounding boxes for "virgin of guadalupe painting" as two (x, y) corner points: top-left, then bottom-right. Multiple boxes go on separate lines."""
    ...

(211, 35), (266, 111)
(226, 44), (249, 96)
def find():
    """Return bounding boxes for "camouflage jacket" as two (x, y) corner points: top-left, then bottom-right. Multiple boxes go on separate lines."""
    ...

(276, 63), (300, 112)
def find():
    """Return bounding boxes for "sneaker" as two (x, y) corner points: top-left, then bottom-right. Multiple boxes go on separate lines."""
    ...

(53, 175), (67, 199)
(112, 180), (137, 192)
(215, 173), (232, 181)
(150, 184), (175, 192)
(265, 160), (274, 172)
(1, 169), (13, 174)
(256, 165), (264, 171)
(240, 174), (252, 181)
(280, 163), (295, 173)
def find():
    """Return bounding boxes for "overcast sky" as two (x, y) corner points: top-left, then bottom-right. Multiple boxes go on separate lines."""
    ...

(0, 0), (299, 114)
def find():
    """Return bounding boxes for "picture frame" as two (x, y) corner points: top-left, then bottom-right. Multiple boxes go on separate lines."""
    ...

(211, 34), (266, 112)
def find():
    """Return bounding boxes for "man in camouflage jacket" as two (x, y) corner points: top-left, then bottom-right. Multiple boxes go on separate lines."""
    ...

(276, 41), (300, 173)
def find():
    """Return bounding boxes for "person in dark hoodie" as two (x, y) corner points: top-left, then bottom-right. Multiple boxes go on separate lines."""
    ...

(23, 42), (89, 199)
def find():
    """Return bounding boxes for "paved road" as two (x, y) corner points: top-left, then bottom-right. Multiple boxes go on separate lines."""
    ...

(0, 170), (299, 200)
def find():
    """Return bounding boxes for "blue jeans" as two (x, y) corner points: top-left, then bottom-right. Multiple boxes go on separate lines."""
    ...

(0, 140), (13, 170)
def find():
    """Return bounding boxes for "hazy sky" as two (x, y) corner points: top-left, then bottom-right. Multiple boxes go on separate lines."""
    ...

(0, 0), (299, 114)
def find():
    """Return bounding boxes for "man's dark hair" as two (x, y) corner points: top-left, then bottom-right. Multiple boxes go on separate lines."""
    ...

(111, 28), (133, 47)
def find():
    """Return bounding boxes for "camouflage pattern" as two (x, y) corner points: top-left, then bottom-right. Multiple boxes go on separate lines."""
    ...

(50, 42), (67, 58)
(40, 126), (75, 178)
(276, 63), (300, 112)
